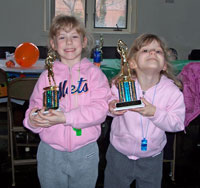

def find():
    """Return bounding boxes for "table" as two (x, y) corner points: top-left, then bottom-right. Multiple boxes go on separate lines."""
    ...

(0, 59), (45, 78)
(0, 58), (121, 80)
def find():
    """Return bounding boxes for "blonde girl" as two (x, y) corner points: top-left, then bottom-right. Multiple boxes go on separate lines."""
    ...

(104, 34), (185, 188)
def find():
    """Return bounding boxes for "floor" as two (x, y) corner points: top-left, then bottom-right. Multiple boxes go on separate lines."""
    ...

(0, 113), (200, 188)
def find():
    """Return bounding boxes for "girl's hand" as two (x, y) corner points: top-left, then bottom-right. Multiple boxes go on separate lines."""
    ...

(109, 100), (127, 116)
(29, 108), (66, 128)
(39, 108), (66, 126)
(29, 108), (47, 128)
(129, 97), (156, 117)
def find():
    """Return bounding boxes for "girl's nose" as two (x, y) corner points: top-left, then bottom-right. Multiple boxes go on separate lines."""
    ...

(66, 38), (72, 44)
(149, 49), (156, 55)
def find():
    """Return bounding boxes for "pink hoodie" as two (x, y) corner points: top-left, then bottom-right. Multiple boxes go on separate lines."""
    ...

(23, 58), (111, 152)
(109, 75), (185, 160)
(178, 62), (200, 127)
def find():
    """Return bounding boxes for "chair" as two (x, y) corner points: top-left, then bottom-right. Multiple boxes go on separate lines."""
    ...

(163, 132), (177, 181)
(7, 77), (39, 186)
(37, 46), (48, 59)
(0, 69), (8, 117)
(188, 49), (200, 60)
(0, 46), (16, 58)
(90, 46), (120, 59)
(0, 69), (10, 155)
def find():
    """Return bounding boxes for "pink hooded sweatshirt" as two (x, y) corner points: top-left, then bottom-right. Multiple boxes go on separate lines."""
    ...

(109, 75), (185, 160)
(23, 58), (111, 152)
(178, 62), (200, 127)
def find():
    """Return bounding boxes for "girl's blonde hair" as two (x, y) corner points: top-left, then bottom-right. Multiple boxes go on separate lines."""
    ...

(113, 34), (182, 89)
(48, 14), (94, 59)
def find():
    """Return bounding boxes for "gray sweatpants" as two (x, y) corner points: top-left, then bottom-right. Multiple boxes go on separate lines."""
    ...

(104, 144), (163, 188)
(37, 141), (99, 188)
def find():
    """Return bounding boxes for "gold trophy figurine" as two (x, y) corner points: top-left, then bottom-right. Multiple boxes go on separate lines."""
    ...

(114, 40), (144, 111)
(43, 49), (59, 111)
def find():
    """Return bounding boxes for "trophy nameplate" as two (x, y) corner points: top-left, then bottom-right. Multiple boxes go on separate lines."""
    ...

(114, 40), (144, 111)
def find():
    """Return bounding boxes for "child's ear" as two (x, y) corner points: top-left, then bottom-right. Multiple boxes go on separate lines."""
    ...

(163, 63), (167, 71)
(50, 39), (56, 50)
(82, 37), (87, 48)
(129, 59), (137, 69)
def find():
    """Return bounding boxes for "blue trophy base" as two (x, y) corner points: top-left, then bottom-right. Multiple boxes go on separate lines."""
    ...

(114, 100), (144, 111)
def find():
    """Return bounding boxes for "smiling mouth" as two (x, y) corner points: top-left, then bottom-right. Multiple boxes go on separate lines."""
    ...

(64, 48), (75, 52)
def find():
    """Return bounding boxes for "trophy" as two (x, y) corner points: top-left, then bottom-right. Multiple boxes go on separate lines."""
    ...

(43, 49), (59, 111)
(114, 40), (144, 111)
(93, 35), (104, 67)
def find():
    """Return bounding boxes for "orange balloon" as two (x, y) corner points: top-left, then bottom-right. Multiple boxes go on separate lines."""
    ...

(15, 42), (39, 67)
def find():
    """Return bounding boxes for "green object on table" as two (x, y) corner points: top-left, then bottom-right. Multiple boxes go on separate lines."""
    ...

(99, 59), (121, 81)
(100, 59), (200, 78)
(171, 60), (200, 75)
(171, 60), (191, 75)
(73, 128), (82, 136)
(100, 59), (200, 77)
